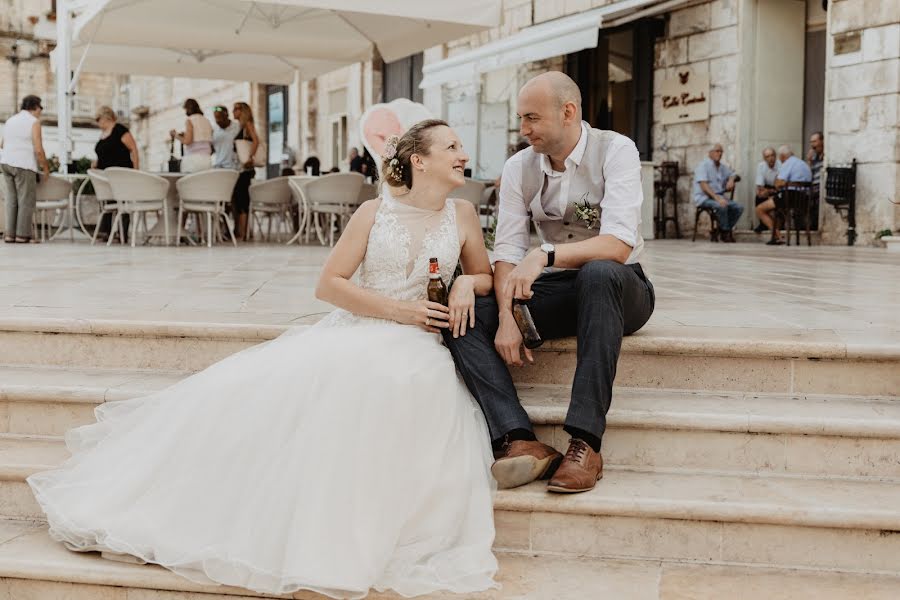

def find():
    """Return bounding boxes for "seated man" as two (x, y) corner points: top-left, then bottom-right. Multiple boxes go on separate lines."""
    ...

(692, 144), (743, 242)
(758, 145), (812, 244)
(807, 131), (824, 196)
(753, 147), (779, 235)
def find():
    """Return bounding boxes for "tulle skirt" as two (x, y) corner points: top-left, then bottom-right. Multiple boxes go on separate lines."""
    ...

(27, 317), (498, 598)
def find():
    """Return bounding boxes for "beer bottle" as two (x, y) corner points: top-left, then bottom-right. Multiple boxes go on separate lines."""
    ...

(512, 299), (543, 349)
(426, 257), (448, 305)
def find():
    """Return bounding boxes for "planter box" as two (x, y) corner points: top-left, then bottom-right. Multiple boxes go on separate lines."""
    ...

(883, 236), (900, 253)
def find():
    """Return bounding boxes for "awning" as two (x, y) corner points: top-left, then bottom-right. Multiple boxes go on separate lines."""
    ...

(420, 0), (691, 88)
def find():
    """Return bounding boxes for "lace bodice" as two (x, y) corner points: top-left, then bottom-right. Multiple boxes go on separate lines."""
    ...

(320, 193), (459, 327)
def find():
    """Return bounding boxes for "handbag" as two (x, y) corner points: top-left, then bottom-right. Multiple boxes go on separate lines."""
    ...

(235, 138), (267, 168)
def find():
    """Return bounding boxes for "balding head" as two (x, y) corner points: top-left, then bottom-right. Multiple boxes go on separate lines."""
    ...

(517, 71), (583, 158)
(709, 144), (724, 165)
(521, 71), (582, 117)
(777, 144), (793, 162)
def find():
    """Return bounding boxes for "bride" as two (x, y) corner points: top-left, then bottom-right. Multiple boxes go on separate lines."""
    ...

(27, 119), (499, 599)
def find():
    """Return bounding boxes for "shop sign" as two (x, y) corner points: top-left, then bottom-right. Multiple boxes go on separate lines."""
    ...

(659, 70), (710, 125)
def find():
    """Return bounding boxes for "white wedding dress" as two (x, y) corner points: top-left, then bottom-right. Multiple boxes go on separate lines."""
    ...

(27, 194), (499, 599)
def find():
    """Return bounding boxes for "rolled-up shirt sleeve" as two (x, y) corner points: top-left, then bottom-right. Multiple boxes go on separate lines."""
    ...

(597, 137), (642, 248)
(491, 155), (531, 265)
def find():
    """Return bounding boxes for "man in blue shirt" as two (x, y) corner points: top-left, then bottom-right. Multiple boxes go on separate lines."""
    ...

(692, 144), (743, 242)
(756, 145), (812, 244)
(776, 145), (813, 189)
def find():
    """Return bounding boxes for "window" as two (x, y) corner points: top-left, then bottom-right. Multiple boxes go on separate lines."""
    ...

(383, 53), (424, 103)
(331, 115), (348, 170)
(266, 85), (288, 178)
(566, 19), (663, 160)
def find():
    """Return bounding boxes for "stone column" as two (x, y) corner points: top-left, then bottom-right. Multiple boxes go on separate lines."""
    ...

(823, 0), (899, 245)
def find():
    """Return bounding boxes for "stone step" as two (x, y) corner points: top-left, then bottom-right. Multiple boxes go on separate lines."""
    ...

(3, 365), (900, 480)
(492, 470), (900, 575)
(0, 364), (187, 437)
(2, 436), (899, 574)
(2, 520), (898, 600)
(1, 318), (897, 396)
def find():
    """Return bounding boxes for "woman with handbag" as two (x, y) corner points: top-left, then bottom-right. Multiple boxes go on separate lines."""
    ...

(170, 99), (214, 174)
(232, 102), (262, 240)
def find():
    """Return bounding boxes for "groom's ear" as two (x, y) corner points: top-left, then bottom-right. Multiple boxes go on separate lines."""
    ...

(563, 101), (579, 124)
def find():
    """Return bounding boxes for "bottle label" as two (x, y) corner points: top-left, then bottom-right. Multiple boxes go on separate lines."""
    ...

(429, 260), (439, 274)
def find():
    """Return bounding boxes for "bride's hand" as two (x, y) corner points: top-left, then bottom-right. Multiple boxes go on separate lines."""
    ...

(448, 275), (476, 338)
(394, 299), (450, 333)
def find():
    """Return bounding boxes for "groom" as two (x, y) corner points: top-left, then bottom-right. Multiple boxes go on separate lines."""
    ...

(444, 72), (655, 494)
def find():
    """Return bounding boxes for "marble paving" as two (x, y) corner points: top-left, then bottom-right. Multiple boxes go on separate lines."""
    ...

(0, 240), (897, 340)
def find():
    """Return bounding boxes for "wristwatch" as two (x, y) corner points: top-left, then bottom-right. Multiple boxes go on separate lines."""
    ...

(540, 243), (556, 267)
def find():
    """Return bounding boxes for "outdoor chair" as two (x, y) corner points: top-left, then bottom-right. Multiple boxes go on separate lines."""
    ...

(654, 161), (680, 239)
(773, 182), (814, 246)
(451, 178), (493, 228)
(358, 182), (378, 204)
(286, 176), (315, 245)
(249, 176), (294, 242)
(87, 169), (119, 245)
(34, 175), (72, 241)
(692, 175), (741, 242)
(176, 169), (240, 247)
(305, 172), (364, 246)
(104, 167), (170, 247)
(824, 159), (857, 246)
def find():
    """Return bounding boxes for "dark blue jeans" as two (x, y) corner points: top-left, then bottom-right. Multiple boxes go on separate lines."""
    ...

(443, 260), (655, 446)
(699, 198), (744, 231)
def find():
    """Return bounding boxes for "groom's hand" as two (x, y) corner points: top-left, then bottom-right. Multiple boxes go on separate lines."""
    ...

(495, 312), (533, 367)
(504, 249), (547, 301)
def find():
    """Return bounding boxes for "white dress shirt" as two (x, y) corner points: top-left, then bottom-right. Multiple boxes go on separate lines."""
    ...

(493, 123), (643, 265)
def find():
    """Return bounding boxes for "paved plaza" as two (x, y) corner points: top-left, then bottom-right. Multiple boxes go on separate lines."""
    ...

(0, 240), (897, 343)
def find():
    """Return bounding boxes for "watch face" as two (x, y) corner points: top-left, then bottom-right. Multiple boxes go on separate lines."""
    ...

(541, 243), (554, 253)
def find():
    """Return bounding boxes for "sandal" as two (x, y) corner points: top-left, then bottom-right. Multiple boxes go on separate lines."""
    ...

(3, 237), (14, 243)
(14, 237), (39, 244)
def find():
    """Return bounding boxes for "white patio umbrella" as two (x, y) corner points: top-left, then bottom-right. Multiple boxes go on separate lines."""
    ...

(61, 43), (347, 84)
(53, 0), (501, 172)
(73, 0), (501, 63)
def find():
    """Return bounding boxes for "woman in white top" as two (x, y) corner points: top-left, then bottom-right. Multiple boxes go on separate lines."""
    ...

(169, 99), (213, 173)
(0, 95), (50, 243)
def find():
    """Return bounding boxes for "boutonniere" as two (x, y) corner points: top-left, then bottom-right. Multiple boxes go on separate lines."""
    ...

(572, 194), (600, 229)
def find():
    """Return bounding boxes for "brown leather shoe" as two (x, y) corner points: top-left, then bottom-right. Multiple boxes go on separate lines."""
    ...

(547, 438), (603, 493)
(491, 439), (563, 490)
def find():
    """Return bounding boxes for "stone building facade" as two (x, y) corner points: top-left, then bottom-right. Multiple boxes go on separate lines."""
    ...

(3, 0), (894, 244)
(0, 0), (264, 172)
(822, 0), (899, 245)
(293, 0), (897, 245)
(0, 0), (129, 161)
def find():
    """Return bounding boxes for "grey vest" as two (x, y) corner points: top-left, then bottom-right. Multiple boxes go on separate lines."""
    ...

(518, 126), (643, 263)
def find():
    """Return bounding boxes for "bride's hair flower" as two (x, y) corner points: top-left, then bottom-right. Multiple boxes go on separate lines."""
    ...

(388, 157), (404, 183)
(383, 135), (400, 160)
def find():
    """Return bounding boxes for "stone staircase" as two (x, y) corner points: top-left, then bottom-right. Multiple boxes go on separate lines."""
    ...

(1, 317), (899, 599)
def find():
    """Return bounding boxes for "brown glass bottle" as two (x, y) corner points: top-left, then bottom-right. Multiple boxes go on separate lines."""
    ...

(512, 299), (543, 349)
(426, 257), (448, 305)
